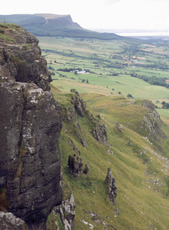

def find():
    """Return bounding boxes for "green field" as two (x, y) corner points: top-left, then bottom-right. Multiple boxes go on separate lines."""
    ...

(39, 36), (169, 109)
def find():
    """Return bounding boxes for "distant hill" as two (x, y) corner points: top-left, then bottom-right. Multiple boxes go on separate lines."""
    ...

(0, 14), (120, 40)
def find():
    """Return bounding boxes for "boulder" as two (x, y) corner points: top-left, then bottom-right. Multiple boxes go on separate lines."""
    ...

(55, 193), (75, 230)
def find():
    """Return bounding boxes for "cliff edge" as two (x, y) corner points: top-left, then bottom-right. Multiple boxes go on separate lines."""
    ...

(0, 24), (62, 229)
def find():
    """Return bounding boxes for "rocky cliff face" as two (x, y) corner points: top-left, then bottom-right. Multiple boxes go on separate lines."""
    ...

(105, 168), (117, 205)
(69, 89), (109, 146)
(138, 100), (166, 141)
(0, 211), (28, 230)
(55, 193), (75, 230)
(0, 24), (52, 90)
(0, 24), (62, 229)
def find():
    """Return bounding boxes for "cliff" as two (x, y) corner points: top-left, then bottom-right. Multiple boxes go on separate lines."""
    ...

(133, 100), (166, 144)
(0, 14), (120, 40)
(0, 24), (62, 229)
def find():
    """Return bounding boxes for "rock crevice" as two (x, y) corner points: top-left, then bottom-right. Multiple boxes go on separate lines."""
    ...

(0, 24), (62, 229)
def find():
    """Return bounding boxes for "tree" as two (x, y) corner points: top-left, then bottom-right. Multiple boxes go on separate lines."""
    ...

(161, 101), (169, 109)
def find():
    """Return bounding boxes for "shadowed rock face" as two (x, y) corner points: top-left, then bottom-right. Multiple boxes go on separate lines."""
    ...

(0, 25), (62, 229)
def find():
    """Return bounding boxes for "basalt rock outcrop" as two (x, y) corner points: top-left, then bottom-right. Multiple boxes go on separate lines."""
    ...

(0, 24), (62, 229)
(105, 168), (117, 205)
(92, 119), (108, 145)
(68, 154), (89, 178)
(61, 89), (87, 148)
(0, 211), (28, 230)
(55, 193), (75, 230)
(138, 100), (166, 142)
(70, 89), (86, 117)
(70, 89), (109, 146)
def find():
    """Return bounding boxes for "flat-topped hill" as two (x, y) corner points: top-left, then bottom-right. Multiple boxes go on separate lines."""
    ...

(0, 14), (120, 40)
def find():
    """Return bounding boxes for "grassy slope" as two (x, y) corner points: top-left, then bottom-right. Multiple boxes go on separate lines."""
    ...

(0, 23), (19, 42)
(47, 88), (169, 230)
(40, 36), (169, 229)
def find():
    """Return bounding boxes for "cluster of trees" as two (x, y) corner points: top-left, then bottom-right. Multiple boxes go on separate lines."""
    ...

(43, 49), (81, 59)
(57, 68), (91, 74)
(105, 62), (123, 69)
(132, 61), (169, 70)
(161, 101), (169, 109)
(108, 73), (119, 76)
(81, 79), (89, 83)
(48, 66), (56, 76)
(57, 68), (82, 72)
(48, 66), (55, 71)
(130, 73), (169, 88)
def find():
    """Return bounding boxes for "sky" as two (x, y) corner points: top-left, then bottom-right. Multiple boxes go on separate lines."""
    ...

(1, 0), (169, 33)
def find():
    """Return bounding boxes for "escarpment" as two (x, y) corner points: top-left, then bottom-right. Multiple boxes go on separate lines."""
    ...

(135, 100), (166, 142)
(0, 24), (62, 229)
(69, 89), (109, 147)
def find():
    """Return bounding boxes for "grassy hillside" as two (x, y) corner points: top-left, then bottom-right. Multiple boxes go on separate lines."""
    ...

(47, 88), (169, 230)
(42, 35), (169, 229)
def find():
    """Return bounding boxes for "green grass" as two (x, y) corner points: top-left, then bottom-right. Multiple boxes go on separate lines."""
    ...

(42, 36), (169, 229)
(0, 23), (22, 42)
(0, 33), (14, 41)
(47, 89), (169, 230)
(157, 108), (169, 117)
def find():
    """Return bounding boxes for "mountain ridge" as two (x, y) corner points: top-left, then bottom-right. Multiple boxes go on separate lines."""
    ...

(0, 14), (120, 40)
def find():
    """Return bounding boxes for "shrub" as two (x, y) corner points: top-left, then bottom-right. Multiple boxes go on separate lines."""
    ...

(127, 94), (133, 98)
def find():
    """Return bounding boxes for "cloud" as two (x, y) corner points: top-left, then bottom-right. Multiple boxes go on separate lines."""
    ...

(1, 0), (169, 31)
(105, 0), (120, 3)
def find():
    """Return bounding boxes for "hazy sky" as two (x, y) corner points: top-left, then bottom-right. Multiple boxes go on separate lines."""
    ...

(1, 0), (169, 32)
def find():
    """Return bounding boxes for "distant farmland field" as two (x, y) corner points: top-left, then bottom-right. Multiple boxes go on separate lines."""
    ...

(39, 36), (169, 114)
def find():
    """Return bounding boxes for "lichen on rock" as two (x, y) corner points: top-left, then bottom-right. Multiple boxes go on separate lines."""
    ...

(0, 24), (62, 229)
(0, 211), (28, 230)
(105, 168), (117, 205)
(70, 89), (86, 117)
(138, 100), (166, 141)
(0, 23), (52, 91)
(54, 193), (75, 230)
(92, 120), (108, 145)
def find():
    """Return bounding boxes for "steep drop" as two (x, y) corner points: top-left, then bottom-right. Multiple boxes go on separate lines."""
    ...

(0, 24), (62, 229)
